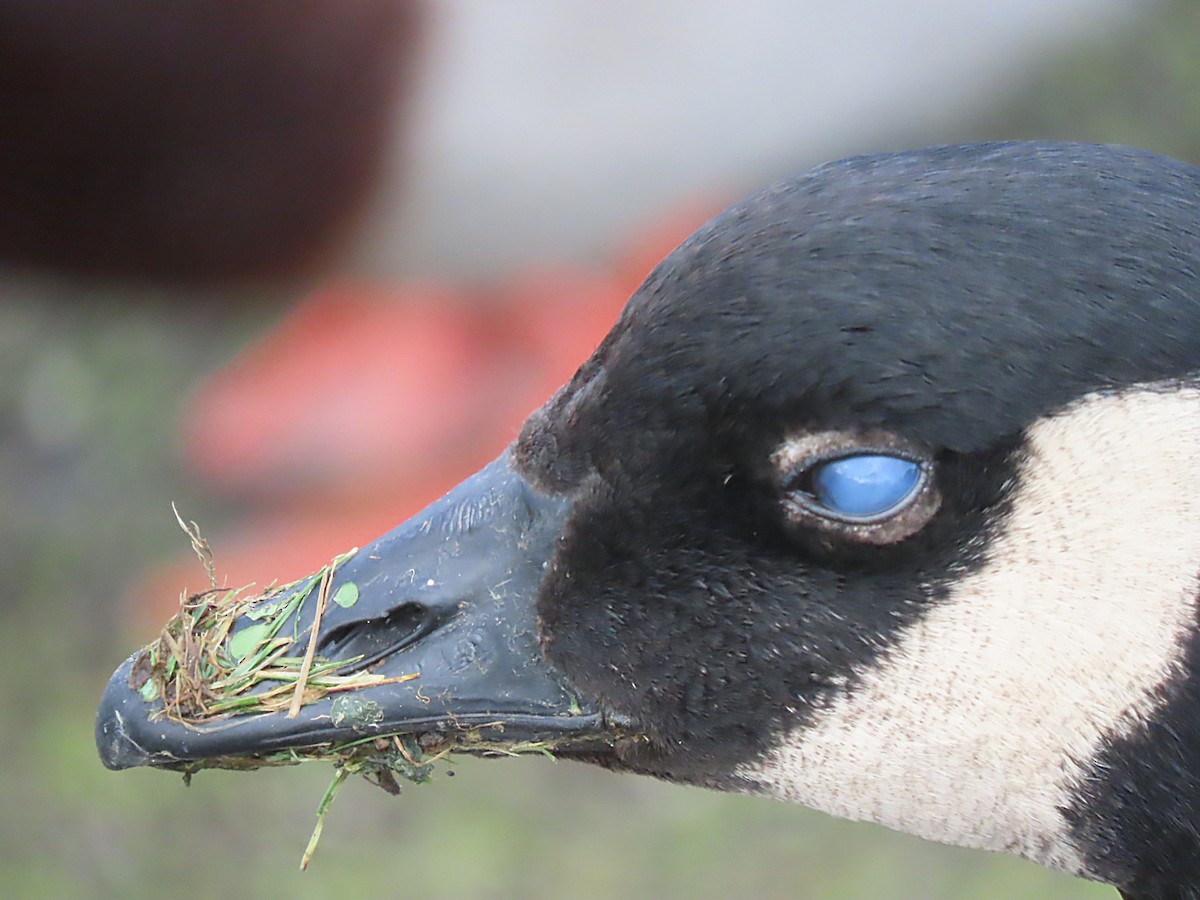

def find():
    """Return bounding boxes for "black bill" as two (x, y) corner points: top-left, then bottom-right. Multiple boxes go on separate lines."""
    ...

(95, 452), (615, 770)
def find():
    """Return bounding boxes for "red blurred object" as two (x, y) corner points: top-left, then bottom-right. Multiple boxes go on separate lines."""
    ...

(612, 200), (727, 296)
(130, 202), (721, 624)
(486, 266), (632, 417)
(184, 284), (499, 496)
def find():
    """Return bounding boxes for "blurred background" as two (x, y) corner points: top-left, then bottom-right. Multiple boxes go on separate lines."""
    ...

(3, 1), (1198, 897)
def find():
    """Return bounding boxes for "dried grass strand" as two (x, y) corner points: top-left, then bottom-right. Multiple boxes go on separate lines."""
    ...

(287, 561), (334, 719)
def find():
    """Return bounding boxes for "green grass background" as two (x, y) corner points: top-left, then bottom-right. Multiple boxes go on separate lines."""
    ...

(4, 4), (1199, 898)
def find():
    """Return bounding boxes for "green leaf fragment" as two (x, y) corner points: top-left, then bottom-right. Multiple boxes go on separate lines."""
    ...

(227, 637), (289, 680)
(244, 598), (285, 622)
(330, 695), (383, 727)
(331, 582), (359, 609)
(138, 679), (159, 702)
(227, 623), (272, 662)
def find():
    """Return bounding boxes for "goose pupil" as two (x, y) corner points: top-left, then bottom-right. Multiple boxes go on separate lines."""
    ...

(810, 454), (920, 518)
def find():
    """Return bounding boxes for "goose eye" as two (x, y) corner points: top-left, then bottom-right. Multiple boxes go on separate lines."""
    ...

(773, 431), (940, 544)
(809, 454), (922, 520)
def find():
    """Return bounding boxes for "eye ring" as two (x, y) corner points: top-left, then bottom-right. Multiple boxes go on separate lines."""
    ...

(773, 430), (942, 545)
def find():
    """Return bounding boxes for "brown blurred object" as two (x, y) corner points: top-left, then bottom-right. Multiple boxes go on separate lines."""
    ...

(0, 0), (423, 285)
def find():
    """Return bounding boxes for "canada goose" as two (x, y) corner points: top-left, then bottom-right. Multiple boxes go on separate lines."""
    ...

(98, 141), (1200, 900)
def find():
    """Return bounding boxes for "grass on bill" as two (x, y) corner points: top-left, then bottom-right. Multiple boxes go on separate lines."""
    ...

(128, 546), (415, 726)
(128, 509), (457, 868)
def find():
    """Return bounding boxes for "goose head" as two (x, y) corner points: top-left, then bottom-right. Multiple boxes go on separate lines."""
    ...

(98, 141), (1200, 900)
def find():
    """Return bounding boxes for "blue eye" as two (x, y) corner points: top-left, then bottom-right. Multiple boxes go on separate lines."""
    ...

(809, 454), (922, 519)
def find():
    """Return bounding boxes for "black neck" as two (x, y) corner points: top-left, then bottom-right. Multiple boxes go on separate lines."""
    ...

(1063, 612), (1200, 900)
(1120, 888), (1200, 900)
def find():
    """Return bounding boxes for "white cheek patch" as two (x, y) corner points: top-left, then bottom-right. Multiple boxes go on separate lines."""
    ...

(740, 386), (1200, 875)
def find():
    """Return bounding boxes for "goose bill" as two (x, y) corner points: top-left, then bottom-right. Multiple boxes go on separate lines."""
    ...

(95, 452), (612, 770)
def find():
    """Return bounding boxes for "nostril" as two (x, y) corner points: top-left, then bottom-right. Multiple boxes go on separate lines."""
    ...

(318, 603), (435, 673)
